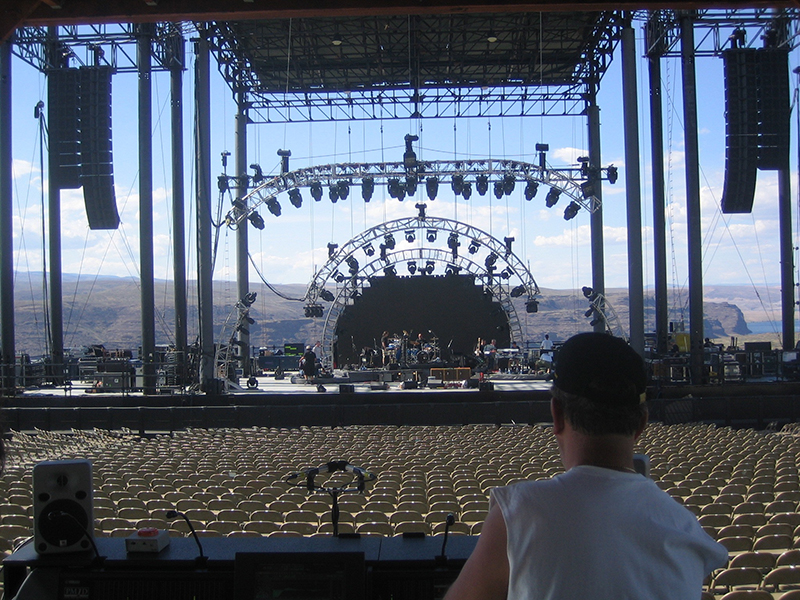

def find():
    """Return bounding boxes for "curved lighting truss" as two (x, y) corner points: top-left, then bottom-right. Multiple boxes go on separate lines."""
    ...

(302, 216), (540, 367)
(583, 289), (627, 341)
(224, 156), (617, 228)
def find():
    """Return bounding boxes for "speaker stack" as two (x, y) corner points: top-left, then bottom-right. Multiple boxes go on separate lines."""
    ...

(33, 459), (94, 554)
(47, 69), (82, 190)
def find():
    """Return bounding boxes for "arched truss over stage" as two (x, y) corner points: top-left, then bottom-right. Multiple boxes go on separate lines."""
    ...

(224, 153), (617, 229)
(300, 214), (540, 367)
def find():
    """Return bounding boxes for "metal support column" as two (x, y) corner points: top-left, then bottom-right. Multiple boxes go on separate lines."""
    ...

(587, 84), (605, 330)
(138, 24), (156, 394)
(169, 34), (188, 383)
(621, 17), (645, 354)
(648, 50), (669, 355)
(195, 30), (216, 393)
(779, 167), (794, 350)
(680, 15), (705, 383)
(0, 40), (14, 395)
(235, 93), (250, 377)
(46, 27), (64, 384)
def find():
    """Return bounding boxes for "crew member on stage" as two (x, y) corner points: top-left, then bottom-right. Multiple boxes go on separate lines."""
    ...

(381, 331), (392, 366)
(300, 345), (317, 380)
(484, 338), (498, 372)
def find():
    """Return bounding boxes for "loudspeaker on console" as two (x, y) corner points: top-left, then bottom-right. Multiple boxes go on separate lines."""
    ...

(33, 459), (94, 554)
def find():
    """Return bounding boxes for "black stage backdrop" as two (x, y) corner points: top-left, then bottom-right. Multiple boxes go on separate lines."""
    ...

(333, 274), (509, 367)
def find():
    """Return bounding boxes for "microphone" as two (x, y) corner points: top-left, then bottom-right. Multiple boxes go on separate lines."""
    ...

(437, 513), (456, 564)
(166, 510), (207, 566)
(47, 510), (103, 563)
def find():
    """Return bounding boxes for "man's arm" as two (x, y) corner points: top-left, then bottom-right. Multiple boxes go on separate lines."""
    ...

(444, 503), (509, 600)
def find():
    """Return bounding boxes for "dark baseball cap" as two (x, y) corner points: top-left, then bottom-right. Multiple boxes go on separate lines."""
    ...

(553, 332), (647, 406)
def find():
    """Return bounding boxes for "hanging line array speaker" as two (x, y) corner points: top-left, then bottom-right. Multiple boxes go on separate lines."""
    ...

(721, 48), (789, 214)
(47, 69), (82, 190)
(79, 65), (119, 230)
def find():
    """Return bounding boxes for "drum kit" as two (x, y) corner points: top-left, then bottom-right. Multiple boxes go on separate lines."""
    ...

(384, 332), (441, 365)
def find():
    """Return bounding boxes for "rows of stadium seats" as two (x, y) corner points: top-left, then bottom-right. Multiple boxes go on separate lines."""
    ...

(4, 423), (800, 598)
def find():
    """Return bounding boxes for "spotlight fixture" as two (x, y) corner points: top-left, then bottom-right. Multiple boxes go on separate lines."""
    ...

(493, 181), (504, 200)
(362, 243), (375, 256)
(416, 203), (427, 220)
(405, 175), (418, 196)
(445, 264), (461, 276)
(407, 261), (417, 274)
(487, 32), (498, 43)
(250, 163), (264, 184)
(405, 230), (416, 243)
(350, 289), (361, 300)
(590, 317), (603, 327)
(503, 173), (516, 195)
(500, 268), (511, 279)
(217, 175), (229, 193)
(476, 174), (489, 196)
(524, 179), (539, 200)
(607, 165), (618, 184)
(525, 299), (539, 313)
(331, 36), (342, 46)
(468, 240), (481, 254)
(425, 260), (435, 275)
(447, 232), (460, 257)
(485, 252), (498, 268)
(304, 304), (324, 318)
(426, 229), (437, 243)
(387, 178), (401, 199)
(451, 174), (464, 196)
(380, 244), (388, 261)
(310, 181), (323, 202)
(248, 211), (265, 230)
(241, 292), (257, 307)
(362, 177), (375, 202)
(277, 149), (291, 174)
(580, 181), (595, 199)
(584, 307), (595, 318)
(288, 188), (303, 208)
(403, 134), (418, 168)
(346, 255), (359, 274)
(426, 176), (439, 200)
(564, 201), (580, 221)
(319, 289), (335, 302)
(504, 236), (514, 256)
(582, 286), (598, 300)
(510, 285), (526, 298)
(334, 271), (346, 283)
(328, 184), (340, 203)
(266, 197), (281, 217)
(461, 181), (472, 200)
(384, 265), (397, 277)
(384, 233), (396, 250)
(578, 156), (590, 177)
(337, 179), (350, 200)
(545, 188), (561, 208)
(327, 243), (338, 259)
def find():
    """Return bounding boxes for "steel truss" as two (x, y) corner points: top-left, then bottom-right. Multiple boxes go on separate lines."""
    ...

(303, 215), (540, 368)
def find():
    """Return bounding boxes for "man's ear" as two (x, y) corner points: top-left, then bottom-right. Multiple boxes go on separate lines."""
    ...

(633, 406), (648, 441)
(551, 397), (566, 435)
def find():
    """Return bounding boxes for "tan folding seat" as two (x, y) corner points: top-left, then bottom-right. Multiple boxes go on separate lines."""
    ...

(753, 534), (793, 552)
(205, 521), (241, 535)
(729, 551), (776, 571)
(283, 510), (319, 524)
(357, 522), (393, 536)
(243, 521), (280, 535)
(764, 566), (800, 593)
(777, 549), (800, 567)
(717, 536), (753, 553)
(280, 521), (318, 535)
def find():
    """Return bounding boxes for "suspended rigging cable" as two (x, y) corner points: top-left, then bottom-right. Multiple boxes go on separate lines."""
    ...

(248, 252), (306, 301)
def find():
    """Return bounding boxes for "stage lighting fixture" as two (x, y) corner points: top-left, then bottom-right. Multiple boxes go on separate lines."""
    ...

(503, 173), (516, 195)
(510, 285), (525, 297)
(304, 304), (324, 318)
(535, 143), (549, 152)
(310, 181), (323, 201)
(504, 236), (514, 256)
(363, 243), (375, 256)
(476, 174), (489, 196)
(526, 299), (539, 313)
(426, 176), (439, 200)
(241, 292), (257, 307)
(582, 286), (598, 300)
(250, 163), (264, 184)
(426, 229), (437, 243)
(580, 181), (595, 198)
(387, 178), (400, 199)
(545, 188), (561, 208)
(337, 180), (350, 200)
(493, 180), (504, 200)
(246, 316), (256, 325)
(334, 270), (346, 283)
(500, 268), (511, 279)
(407, 261), (417, 274)
(380, 244), (388, 261)
(468, 240), (480, 254)
(590, 317), (603, 327)
(405, 230), (416, 243)
(362, 177), (374, 202)
(248, 211), (265, 230)
(384, 233), (396, 250)
(447, 232), (460, 257)
(217, 175), (229, 192)
(327, 243), (338, 259)
(451, 174), (464, 196)
(288, 188), (303, 208)
(319, 289), (335, 302)
(524, 180), (539, 200)
(278, 149), (291, 174)
(350, 289), (361, 300)
(425, 260), (435, 275)
(346, 256), (359, 274)
(564, 201), (580, 220)
(584, 307), (595, 318)
(578, 156), (590, 177)
(461, 181), (472, 200)
(485, 252), (497, 268)
(403, 134), (418, 168)
(328, 184), (340, 203)
(384, 265), (397, 277)
(416, 203), (427, 220)
(266, 197), (282, 217)
(406, 175), (418, 196)
(445, 264), (461, 276)
(607, 165), (618, 184)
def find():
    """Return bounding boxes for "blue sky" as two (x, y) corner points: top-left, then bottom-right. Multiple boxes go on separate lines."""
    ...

(7, 20), (800, 303)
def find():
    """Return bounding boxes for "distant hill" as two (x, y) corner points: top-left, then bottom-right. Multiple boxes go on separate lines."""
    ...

(10, 273), (759, 355)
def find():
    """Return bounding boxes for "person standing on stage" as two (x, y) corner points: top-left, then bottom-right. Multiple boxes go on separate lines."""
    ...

(300, 345), (317, 380)
(484, 338), (497, 372)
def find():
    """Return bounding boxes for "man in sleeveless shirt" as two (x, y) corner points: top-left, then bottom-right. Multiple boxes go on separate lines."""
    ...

(444, 332), (727, 600)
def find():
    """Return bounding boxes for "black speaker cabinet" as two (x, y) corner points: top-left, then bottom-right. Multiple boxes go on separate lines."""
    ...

(33, 459), (94, 554)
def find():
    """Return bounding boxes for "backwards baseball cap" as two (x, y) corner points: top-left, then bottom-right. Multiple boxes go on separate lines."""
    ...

(553, 332), (647, 406)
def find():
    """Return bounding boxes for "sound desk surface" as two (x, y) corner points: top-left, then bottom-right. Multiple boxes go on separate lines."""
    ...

(3, 534), (478, 600)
